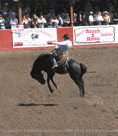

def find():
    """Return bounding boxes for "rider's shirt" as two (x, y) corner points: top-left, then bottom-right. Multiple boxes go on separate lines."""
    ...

(56, 39), (72, 52)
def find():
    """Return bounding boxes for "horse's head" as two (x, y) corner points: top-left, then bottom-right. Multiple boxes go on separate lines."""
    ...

(37, 73), (45, 85)
(37, 72), (46, 84)
(31, 54), (51, 85)
(31, 71), (46, 85)
(30, 54), (47, 84)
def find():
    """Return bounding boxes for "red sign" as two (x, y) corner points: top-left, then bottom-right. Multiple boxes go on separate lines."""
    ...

(14, 42), (23, 46)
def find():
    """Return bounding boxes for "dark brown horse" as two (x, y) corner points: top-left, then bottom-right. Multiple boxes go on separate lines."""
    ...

(30, 54), (87, 97)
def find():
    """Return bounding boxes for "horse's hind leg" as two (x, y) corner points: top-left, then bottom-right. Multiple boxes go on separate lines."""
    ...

(69, 75), (85, 97)
(79, 78), (85, 97)
(75, 78), (85, 97)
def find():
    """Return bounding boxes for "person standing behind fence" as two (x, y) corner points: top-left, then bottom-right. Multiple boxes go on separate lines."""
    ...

(77, 11), (83, 26)
(48, 19), (53, 28)
(3, 12), (10, 29)
(38, 15), (47, 28)
(63, 13), (70, 27)
(95, 11), (104, 25)
(22, 14), (31, 28)
(52, 16), (59, 28)
(9, 12), (18, 27)
(108, 9), (114, 24)
(0, 14), (5, 30)
(82, 12), (88, 26)
(58, 14), (63, 27)
(88, 11), (94, 25)
(31, 13), (38, 28)
(113, 12), (118, 24)
(73, 12), (78, 26)
(103, 11), (110, 25)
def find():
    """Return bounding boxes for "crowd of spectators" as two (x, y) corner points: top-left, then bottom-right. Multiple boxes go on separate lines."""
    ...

(0, 0), (118, 29)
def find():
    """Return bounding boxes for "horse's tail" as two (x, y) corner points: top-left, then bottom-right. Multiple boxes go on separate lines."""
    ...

(80, 63), (87, 78)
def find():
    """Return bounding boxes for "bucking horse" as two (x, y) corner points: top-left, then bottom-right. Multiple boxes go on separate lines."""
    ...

(30, 52), (87, 97)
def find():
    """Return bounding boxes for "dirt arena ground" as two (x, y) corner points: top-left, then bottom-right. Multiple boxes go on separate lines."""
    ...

(0, 46), (118, 136)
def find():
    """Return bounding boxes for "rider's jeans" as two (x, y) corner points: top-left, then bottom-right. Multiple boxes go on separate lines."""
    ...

(50, 55), (57, 65)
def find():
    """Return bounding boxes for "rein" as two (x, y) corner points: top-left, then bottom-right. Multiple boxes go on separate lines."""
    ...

(56, 57), (69, 64)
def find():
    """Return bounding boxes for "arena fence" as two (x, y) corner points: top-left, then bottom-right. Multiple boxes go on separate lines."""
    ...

(0, 25), (118, 50)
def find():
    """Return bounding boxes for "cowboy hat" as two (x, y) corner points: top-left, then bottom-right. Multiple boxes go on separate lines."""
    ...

(104, 11), (108, 14)
(89, 11), (93, 14)
(62, 34), (70, 39)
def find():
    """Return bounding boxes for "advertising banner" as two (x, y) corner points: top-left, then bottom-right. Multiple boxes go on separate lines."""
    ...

(73, 26), (116, 45)
(12, 26), (57, 48)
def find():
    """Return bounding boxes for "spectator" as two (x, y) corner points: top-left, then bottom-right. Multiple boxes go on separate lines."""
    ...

(52, 16), (59, 28)
(95, 11), (104, 25)
(94, 11), (99, 21)
(22, 14), (31, 28)
(88, 11), (94, 25)
(58, 14), (63, 27)
(77, 11), (83, 26)
(48, 15), (54, 22)
(48, 19), (53, 28)
(3, 12), (10, 29)
(1, 0), (118, 27)
(82, 12), (88, 26)
(108, 9), (114, 24)
(38, 14), (47, 28)
(103, 11), (110, 25)
(44, 14), (48, 27)
(73, 12), (78, 26)
(31, 13), (38, 28)
(0, 14), (5, 30)
(63, 13), (70, 27)
(113, 12), (118, 24)
(9, 12), (18, 27)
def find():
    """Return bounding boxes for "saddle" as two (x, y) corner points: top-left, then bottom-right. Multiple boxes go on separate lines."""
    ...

(50, 49), (69, 70)
(51, 48), (69, 60)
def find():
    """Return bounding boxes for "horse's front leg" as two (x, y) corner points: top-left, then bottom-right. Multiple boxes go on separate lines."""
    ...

(47, 71), (57, 93)
(47, 77), (53, 93)
(50, 77), (57, 89)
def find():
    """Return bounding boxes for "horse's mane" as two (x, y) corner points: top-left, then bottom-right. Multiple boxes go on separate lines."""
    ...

(37, 53), (50, 61)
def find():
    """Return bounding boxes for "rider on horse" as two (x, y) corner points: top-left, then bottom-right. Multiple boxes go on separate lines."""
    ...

(51, 33), (72, 68)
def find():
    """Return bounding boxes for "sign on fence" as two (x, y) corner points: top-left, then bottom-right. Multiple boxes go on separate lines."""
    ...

(73, 26), (116, 45)
(12, 26), (57, 48)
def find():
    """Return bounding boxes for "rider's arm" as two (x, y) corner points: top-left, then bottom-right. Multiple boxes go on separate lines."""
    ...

(53, 40), (72, 48)
(53, 41), (66, 49)
(53, 41), (67, 46)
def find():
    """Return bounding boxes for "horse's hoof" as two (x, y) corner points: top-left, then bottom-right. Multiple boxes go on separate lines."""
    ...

(80, 93), (84, 97)
(50, 89), (54, 93)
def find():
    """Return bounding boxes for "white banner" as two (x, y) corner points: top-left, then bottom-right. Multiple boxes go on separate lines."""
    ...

(73, 26), (117, 45)
(12, 26), (57, 48)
